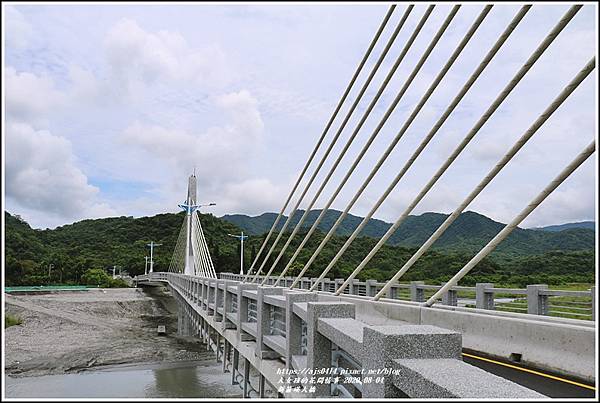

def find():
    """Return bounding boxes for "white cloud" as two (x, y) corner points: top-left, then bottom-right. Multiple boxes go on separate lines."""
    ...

(4, 67), (66, 124)
(219, 178), (287, 215)
(4, 6), (33, 49)
(104, 18), (233, 94)
(120, 89), (264, 187)
(214, 90), (264, 137)
(5, 122), (116, 221)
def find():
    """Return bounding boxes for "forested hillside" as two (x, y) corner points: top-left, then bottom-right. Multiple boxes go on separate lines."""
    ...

(4, 211), (595, 287)
(221, 209), (595, 256)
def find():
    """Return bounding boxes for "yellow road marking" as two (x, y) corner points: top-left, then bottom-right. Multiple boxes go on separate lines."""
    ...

(462, 352), (596, 391)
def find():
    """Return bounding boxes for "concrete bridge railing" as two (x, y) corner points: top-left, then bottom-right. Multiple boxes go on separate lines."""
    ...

(134, 272), (595, 397)
(218, 272), (595, 321)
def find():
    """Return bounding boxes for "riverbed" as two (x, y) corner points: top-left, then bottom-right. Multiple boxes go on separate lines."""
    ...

(4, 286), (242, 398)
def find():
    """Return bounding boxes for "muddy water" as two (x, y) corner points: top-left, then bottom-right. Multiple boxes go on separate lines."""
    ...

(5, 360), (243, 398)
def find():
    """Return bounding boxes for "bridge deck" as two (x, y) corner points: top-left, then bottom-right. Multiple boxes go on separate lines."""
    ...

(135, 273), (595, 398)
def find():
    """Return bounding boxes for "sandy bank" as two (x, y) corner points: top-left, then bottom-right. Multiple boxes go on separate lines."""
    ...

(5, 286), (211, 377)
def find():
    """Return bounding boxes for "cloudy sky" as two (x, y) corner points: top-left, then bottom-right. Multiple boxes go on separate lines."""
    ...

(3, 3), (597, 230)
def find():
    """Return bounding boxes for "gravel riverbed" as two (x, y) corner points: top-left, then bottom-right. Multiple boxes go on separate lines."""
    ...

(5, 286), (213, 377)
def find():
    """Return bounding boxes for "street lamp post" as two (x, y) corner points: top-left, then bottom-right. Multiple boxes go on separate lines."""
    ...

(146, 242), (162, 273)
(228, 232), (249, 275)
(144, 256), (149, 275)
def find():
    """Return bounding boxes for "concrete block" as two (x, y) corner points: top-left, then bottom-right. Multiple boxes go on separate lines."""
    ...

(391, 358), (545, 398)
(441, 282), (458, 306)
(475, 283), (494, 310)
(527, 284), (549, 315)
(284, 290), (318, 370)
(410, 281), (425, 302)
(237, 283), (258, 341)
(361, 325), (461, 398)
(256, 286), (284, 358)
(222, 280), (237, 331)
(306, 302), (355, 397)
(366, 279), (378, 297)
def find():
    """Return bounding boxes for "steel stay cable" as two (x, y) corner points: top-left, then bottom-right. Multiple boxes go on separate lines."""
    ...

(262, 5), (462, 286)
(334, 4), (583, 295)
(249, 5), (417, 283)
(169, 217), (187, 273)
(262, 5), (460, 285)
(243, 5), (397, 281)
(301, 4), (532, 290)
(425, 140), (596, 306)
(193, 213), (210, 277)
(374, 56), (596, 300)
(275, 5), (492, 288)
(197, 214), (217, 278)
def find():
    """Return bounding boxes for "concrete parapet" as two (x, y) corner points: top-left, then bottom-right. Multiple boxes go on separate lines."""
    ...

(256, 286), (284, 359)
(410, 281), (425, 302)
(366, 280), (378, 297)
(214, 280), (225, 322)
(390, 358), (545, 398)
(527, 284), (549, 315)
(222, 280), (237, 331)
(476, 283), (494, 310)
(441, 282), (458, 306)
(237, 282), (258, 341)
(306, 302), (355, 397)
(285, 290), (318, 370)
(361, 325), (461, 398)
(592, 286), (596, 319)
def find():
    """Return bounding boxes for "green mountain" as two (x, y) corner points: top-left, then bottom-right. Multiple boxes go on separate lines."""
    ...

(533, 221), (595, 232)
(221, 210), (595, 256)
(4, 211), (594, 288)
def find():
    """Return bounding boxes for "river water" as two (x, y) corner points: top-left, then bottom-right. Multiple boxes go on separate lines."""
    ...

(5, 360), (243, 398)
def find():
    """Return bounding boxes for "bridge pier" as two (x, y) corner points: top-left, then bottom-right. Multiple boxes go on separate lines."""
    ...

(231, 347), (240, 385)
(222, 339), (229, 372)
(243, 357), (250, 398)
(259, 373), (266, 398)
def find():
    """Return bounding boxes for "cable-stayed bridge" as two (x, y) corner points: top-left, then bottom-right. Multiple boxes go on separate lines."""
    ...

(135, 3), (596, 398)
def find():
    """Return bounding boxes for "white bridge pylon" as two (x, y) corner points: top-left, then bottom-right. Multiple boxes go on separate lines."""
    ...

(168, 174), (217, 278)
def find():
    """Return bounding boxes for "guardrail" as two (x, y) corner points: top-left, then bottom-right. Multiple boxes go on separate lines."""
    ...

(134, 271), (595, 385)
(217, 273), (595, 321)
(154, 272), (547, 398)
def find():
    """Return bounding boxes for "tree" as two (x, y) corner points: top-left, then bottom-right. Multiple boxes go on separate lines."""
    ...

(81, 268), (111, 287)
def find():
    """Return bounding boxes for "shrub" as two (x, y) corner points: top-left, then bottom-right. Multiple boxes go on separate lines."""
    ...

(5, 313), (22, 328)
(81, 268), (112, 287)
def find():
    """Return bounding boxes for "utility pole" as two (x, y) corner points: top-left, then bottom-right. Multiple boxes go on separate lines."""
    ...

(144, 256), (149, 275)
(48, 263), (54, 285)
(146, 241), (162, 273)
(113, 265), (117, 279)
(228, 232), (249, 275)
